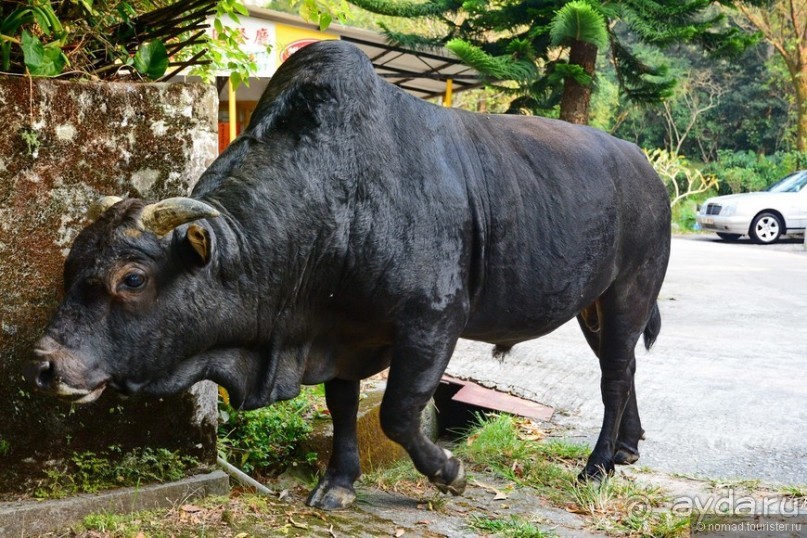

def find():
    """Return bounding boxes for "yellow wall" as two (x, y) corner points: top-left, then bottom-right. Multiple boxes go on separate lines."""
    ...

(275, 24), (339, 65)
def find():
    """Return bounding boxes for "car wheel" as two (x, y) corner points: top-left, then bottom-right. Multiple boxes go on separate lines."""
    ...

(749, 212), (783, 244)
(716, 232), (742, 241)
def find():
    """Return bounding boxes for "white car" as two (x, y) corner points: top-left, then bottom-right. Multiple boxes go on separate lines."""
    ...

(696, 170), (807, 244)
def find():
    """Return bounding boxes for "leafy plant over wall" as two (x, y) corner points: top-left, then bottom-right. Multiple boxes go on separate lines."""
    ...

(0, 1), (258, 86)
(33, 446), (200, 499)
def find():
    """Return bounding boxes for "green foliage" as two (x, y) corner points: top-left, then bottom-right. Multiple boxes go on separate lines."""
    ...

(20, 29), (67, 76)
(0, 1), (257, 84)
(217, 392), (317, 475)
(347, 0), (753, 121)
(447, 39), (536, 82)
(704, 150), (807, 194)
(609, 37), (675, 103)
(0, 1), (65, 72)
(34, 447), (199, 499)
(190, 3), (261, 88)
(0, 437), (9, 456)
(19, 126), (41, 157)
(553, 62), (593, 87)
(133, 40), (169, 80)
(549, 1), (608, 50)
(348, 0), (452, 17)
(297, 0), (351, 31)
(469, 514), (555, 537)
(645, 148), (718, 207)
(613, 37), (791, 158)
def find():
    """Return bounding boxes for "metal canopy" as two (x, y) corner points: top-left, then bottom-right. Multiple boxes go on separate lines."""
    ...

(249, 8), (484, 100)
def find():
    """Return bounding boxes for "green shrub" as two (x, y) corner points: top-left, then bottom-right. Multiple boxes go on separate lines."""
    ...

(705, 150), (807, 194)
(217, 391), (317, 476)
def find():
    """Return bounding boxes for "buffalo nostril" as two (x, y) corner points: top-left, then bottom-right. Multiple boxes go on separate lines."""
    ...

(22, 360), (55, 390)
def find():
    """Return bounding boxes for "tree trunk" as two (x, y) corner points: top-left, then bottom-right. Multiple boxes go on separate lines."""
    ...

(559, 40), (598, 125)
(796, 67), (807, 153)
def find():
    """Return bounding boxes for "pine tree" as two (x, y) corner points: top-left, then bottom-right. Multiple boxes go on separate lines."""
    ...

(349, 0), (760, 124)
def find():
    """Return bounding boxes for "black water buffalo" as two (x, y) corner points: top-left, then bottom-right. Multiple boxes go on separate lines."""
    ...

(25, 40), (670, 509)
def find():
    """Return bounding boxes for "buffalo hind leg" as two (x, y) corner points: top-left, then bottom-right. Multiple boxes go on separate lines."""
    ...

(613, 377), (644, 465)
(577, 308), (644, 467)
(306, 378), (361, 510)
(579, 289), (657, 480)
(380, 324), (466, 496)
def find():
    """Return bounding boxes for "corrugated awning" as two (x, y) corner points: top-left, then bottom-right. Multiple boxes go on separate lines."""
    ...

(249, 7), (484, 100)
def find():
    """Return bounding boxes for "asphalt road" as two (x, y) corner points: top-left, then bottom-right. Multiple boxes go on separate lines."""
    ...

(446, 235), (807, 486)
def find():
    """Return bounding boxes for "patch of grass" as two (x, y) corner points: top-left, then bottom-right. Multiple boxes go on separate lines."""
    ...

(536, 438), (590, 463)
(455, 413), (579, 504)
(457, 413), (690, 537)
(707, 478), (761, 491)
(34, 447), (199, 499)
(468, 514), (556, 537)
(360, 458), (427, 496)
(572, 478), (688, 537)
(780, 485), (807, 498)
(80, 512), (148, 534)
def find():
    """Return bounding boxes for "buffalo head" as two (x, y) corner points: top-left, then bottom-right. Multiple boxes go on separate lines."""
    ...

(23, 196), (225, 404)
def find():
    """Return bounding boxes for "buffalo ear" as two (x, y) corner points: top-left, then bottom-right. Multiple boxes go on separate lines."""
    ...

(185, 224), (212, 266)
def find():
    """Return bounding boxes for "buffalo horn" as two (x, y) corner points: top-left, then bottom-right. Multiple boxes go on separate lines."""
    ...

(139, 197), (221, 237)
(87, 196), (124, 221)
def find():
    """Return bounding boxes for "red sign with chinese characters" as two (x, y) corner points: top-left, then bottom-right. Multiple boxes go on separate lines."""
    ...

(280, 39), (320, 62)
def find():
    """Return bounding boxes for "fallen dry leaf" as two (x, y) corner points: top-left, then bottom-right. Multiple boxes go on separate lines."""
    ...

(565, 503), (588, 514)
(472, 478), (509, 501)
(288, 514), (309, 530)
(181, 504), (203, 513)
(395, 528), (405, 537)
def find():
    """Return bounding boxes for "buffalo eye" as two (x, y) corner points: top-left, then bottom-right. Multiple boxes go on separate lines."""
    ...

(121, 271), (146, 290)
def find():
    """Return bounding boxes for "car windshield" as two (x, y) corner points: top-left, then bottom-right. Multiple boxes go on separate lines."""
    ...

(766, 171), (807, 193)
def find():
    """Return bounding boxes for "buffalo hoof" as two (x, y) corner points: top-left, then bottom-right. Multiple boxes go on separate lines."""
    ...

(614, 447), (640, 465)
(431, 449), (466, 496)
(306, 479), (356, 510)
(577, 461), (614, 483)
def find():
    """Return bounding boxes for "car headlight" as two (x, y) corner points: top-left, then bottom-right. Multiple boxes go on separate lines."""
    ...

(720, 204), (736, 217)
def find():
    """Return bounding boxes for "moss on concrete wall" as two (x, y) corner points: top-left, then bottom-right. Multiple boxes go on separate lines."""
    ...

(0, 77), (219, 499)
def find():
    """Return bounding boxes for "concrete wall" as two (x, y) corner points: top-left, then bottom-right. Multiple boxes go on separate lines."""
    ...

(0, 77), (219, 499)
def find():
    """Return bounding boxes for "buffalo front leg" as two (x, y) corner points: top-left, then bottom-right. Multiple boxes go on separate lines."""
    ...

(306, 378), (361, 510)
(380, 327), (466, 496)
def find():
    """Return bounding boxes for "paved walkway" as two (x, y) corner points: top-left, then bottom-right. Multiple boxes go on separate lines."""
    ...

(447, 236), (807, 485)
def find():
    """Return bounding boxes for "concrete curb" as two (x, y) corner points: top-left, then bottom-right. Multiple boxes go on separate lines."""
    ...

(0, 470), (229, 537)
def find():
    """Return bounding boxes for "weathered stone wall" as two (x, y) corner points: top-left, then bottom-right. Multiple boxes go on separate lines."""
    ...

(0, 77), (219, 499)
